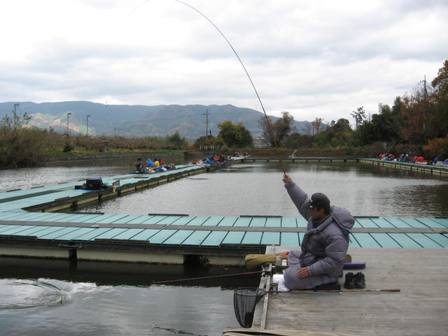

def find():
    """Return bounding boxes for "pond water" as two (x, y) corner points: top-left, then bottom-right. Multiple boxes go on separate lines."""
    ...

(84, 162), (448, 217)
(0, 162), (447, 336)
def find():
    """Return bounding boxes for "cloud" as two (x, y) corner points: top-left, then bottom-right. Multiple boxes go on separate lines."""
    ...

(0, 0), (446, 122)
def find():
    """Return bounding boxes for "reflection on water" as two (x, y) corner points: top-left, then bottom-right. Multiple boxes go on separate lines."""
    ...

(0, 257), (259, 289)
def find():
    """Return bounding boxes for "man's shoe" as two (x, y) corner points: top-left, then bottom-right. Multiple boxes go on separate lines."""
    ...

(354, 272), (366, 289)
(344, 272), (355, 289)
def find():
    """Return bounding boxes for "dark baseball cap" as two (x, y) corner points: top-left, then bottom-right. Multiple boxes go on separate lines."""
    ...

(310, 193), (330, 211)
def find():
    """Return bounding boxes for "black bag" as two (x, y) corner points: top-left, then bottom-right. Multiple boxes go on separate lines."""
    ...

(85, 177), (103, 190)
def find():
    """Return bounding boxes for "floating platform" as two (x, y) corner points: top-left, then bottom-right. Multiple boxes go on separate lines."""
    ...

(360, 158), (448, 177)
(0, 164), (447, 266)
(0, 164), (206, 212)
(0, 211), (447, 266)
(235, 157), (359, 163)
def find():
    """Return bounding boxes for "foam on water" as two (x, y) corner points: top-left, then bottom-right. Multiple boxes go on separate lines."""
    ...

(0, 278), (112, 310)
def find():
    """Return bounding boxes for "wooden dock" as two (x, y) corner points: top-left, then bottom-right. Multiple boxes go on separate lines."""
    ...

(0, 163), (447, 266)
(0, 208), (447, 266)
(359, 159), (448, 177)
(244, 247), (448, 336)
(235, 157), (359, 164)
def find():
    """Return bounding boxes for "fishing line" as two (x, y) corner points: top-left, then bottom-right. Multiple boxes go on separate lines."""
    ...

(152, 270), (263, 285)
(128, 0), (275, 143)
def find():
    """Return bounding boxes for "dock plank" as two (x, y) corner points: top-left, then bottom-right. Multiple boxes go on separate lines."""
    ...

(0, 225), (36, 235)
(130, 229), (160, 241)
(389, 233), (422, 248)
(424, 233), (448, 248)
(241, 232), (263, 245)
(56, 228), (96, 240)
(260, 249), (448, 336)
(0, 225), (17, 233)
(148, 230), (177, 244)
(96, 214), (130, 224)
(401, 218), (430, 228)
(370, 233), (401, 248)
(93, 228), (128, 240)
(75, 228), (112, 241)
(162, 230), (193, 245)
(110, 215), (142, 224)
(349, 233), (361, 247)
(383, 217), (413, 228)
(356, 218), (379, 228)
(200, 231), (228, 246)
(170, 216), (193, 225)
(415, 217), (445, 228)
(265, 217), (281, 227)
(250, 217), (266, 227)
(186, 216), (209, 226)
(407, 233), (443, 248)
(127, 215), (154, 224)
(352, 233), (381, 248)
(222, 231), (244, 244)
(218, 216), (238, 226)
(261, 232), (280, 245)
(182, 230), (210, 245)
(156, 216), (184, 225)
(9, 225), (53, 237)
(111, 229), (144, 240)
(370, 217), (396, 228)
(280, 232), (299, 246)
(40, 227), (81, 240)
(233, 217), (252, 227)
(281, 217), (297, 228)
(32, 227), (66, 238)
(201, 216), (224, 227)
(432, 218), (448, 228)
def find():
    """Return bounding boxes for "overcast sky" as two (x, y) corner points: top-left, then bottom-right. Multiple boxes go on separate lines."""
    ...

(0, 0), (447, 122)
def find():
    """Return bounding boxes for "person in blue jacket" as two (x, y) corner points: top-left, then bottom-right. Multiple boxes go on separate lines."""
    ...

(282, 173), (354, 289)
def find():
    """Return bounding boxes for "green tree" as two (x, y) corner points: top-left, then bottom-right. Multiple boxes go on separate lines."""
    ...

(285, 133), (313, 148)
(259, 112), (294, 147)
(166, 131), (187, 149)
(430, 59), (448, 139)
(0, 108), (44, 167)
(314, 118), (353, 147)
(218, 120), (253, 148)
(350, 106), (367, 129)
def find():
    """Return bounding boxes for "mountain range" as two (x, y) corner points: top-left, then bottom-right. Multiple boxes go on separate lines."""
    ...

(0, 101), (311, 139)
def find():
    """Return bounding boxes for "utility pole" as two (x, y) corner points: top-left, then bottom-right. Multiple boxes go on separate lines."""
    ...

(13, 103), (20, 115)
(202, 108), (209, 138)
(422, 75), (428, 140)
(423, 75), (428, 100)
(66, 112), (72, 136)
(86, 115), (91, 136)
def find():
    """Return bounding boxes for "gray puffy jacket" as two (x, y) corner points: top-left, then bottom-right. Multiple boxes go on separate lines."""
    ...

(285, 182), (354, 277)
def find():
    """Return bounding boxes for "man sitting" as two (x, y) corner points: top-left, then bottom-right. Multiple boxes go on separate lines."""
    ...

(282, 173), (354, 289)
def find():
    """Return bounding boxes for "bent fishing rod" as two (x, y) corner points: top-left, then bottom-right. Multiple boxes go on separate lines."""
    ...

(131, 0), (275, 143)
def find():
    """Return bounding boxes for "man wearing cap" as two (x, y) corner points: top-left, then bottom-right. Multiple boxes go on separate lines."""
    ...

(281, 173), (354, 289)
